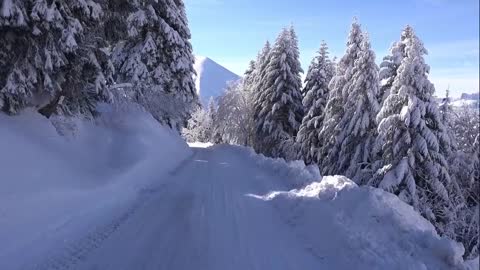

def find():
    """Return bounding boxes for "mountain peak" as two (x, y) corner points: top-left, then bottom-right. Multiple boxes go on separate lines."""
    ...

(194, 55), (240, 105)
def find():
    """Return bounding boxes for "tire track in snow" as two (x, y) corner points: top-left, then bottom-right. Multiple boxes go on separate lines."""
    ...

(35, 187), (162, 270)
(33, 153), (198, 270)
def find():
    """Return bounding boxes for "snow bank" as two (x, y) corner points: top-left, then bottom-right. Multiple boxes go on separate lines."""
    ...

(0, 106), (191, 262)
(465, 257), (479, 270)
(247, 148), (321, 188)
(252, 175), (471, 270)
(188, 141), (214, 148)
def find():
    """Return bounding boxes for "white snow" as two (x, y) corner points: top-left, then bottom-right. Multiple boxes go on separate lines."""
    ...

(253, 175), (469, 269)
(0, 112), (473, 269)
(451, 99), (478, 108)
(193, 55), (240, 105)
(188, 141), (214, 148)
(0, 106), (192, 269)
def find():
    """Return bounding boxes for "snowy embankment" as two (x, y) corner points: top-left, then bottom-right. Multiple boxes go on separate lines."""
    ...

(244, 149), (478, 269)
(0, 107), (191, 265)
(0, 111), (478, 269)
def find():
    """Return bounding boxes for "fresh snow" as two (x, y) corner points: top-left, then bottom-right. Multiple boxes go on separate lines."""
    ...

(0, 109), (476, 270)
(0, 106), (192, 269)
(451, 99), (479, 108)
(188, 141), (214, 148)
(193, 56), (241, 105)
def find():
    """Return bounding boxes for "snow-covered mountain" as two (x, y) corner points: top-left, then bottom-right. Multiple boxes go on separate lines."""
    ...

(461, 92), (479, 100)
(435, 92), (479, 108)
(453, 92), (479, 108)
(194, 56), (241, 105)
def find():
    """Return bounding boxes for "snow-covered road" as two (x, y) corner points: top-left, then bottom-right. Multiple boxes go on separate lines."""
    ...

(35, 146), (323, 270)
(2, 107), (475, 270)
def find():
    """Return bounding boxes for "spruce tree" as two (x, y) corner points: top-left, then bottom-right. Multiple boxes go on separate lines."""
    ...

(331, 34), (380, 183)
(439, 88), (459, 154)
(0, 0), (112, 117)
(378, 38), (406, 105)
(243, 60), (256, 92)
(297, 41), (334, 164)
(253, 27), (304, 158)
(111, 0), (198, 129)
(370, 26), (459, 235)
(319, 19), (363, 175)
(251, 41), (271, 95)
(250, 41), (271, 149)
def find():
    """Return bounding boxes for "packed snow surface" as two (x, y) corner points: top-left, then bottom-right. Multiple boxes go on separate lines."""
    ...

(193, 56), (240, 105)
(0, 110), (475, 270)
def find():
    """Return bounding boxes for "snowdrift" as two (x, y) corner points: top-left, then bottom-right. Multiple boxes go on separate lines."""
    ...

(250, 175), (474, 270)
(0, 106), (191, 264)
(249, 148), (321, 188)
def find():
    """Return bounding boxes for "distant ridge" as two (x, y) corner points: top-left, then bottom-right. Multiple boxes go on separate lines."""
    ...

(460, 92), (479, 100)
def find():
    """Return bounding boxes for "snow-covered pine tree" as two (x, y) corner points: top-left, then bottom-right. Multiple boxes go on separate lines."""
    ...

(243, 60), (256, 92)
(466, 135), (479, 258)
(111, 0), (198, 130)
(448, 110), (479, 258)
(370, 26), (460, 235)
(439, 88), (452, 123)
(60, 2), (115, 117)
(296, 41), (334, 164)
(319, 19), (363, 175)
(250, 42), (272, 149)
(253, 27), (304, 158)
(250, 41), (271, 102)
(377, 39), (407, 105)
(206, 97), (223, 143)
(450, 104), (479, 153)
(439, 88), (459, 155)
(0, 0), (113, 117)
(328, 33), (380, 183)
(450, 135), (479, 259)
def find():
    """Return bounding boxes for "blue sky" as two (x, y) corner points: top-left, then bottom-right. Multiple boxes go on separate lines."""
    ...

(184, 0), (479, 97)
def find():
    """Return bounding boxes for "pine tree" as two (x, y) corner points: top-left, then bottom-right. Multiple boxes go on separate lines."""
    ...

(243, 60), (256, 92)
(329, 34), (380, 183)
(250, 42), (272, 149)
(297, 41), (334, 164)
(319, 19), (363, 175)
(111, 0), (198, 130)
(378, 38), (407, 105)
(253, 27), (304, 158)
(370, 26), (460, 235)
(0, 0), (112, 117)
(439, 88), (452, 122)
(440, 88), (460, 155)
(251, 41), (271, 95)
